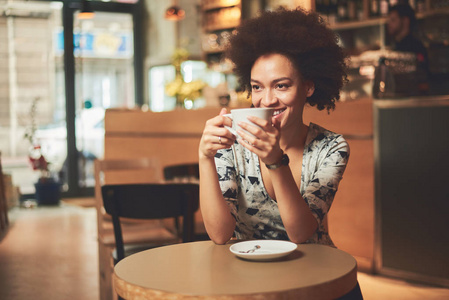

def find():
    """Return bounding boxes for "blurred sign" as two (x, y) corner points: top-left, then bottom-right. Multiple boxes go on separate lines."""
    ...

(54, 28), (133, 59)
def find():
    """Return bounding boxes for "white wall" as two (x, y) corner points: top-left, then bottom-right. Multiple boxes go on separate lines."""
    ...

(145, 0), (202, 67)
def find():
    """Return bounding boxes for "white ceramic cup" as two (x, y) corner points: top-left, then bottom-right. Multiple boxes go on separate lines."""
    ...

(224, 107), (275, 139)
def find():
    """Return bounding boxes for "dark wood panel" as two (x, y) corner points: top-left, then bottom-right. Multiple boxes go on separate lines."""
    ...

(375, 103), (449, 286)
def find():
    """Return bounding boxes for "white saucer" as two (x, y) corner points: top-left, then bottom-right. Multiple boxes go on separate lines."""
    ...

(229, 240), (297, 261)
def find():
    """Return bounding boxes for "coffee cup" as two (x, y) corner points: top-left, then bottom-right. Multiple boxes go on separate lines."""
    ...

(224, 107), (275, 139)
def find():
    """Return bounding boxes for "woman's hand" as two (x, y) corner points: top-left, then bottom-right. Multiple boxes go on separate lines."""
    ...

(199, 108), (236, 160)
(237, 115), (283, 165)
(199, 108), (237, 244)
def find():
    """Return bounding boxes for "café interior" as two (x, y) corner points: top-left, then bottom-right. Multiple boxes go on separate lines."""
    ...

(1, 0), (448, 299)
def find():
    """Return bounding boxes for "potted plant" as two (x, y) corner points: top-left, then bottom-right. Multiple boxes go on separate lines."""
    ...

(24, 97), (62, 205)
(165, 47), (206, 108)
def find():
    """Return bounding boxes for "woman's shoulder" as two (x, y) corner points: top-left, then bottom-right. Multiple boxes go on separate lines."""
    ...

(306, 122), (344, 143)
(304, 123), (350, 167)
(305, 123), (349, 153)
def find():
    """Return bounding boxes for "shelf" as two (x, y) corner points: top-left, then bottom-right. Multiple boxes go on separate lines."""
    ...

(203, 5), (241, 32)
(201, 0), (242, 67)
(416, 7), (449, 19)
(329, 7), (449, 31)
(330, 17), (386, 30)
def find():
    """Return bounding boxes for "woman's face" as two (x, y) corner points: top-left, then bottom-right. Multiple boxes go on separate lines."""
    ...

(250, 53), (314, 129)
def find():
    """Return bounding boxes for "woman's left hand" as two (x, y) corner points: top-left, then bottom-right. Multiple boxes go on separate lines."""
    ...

(237, 116), (283, 165)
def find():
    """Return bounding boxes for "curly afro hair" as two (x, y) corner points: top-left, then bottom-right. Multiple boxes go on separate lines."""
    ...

(225, 8), (348, 111)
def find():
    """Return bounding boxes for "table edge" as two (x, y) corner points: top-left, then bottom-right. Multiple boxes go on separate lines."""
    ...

(113, 263), (358, 300)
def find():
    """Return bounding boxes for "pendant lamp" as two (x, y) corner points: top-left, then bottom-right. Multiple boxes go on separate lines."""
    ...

(165, 1), (185, 21)
(78, 0), (95, 20)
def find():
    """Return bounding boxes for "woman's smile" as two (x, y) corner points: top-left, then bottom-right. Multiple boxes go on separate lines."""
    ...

(272, 108), (287, 120)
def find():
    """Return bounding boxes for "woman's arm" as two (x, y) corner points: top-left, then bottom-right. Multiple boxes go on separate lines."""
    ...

(199, 156), (236, 244)
(198, 109), (236, 244)
(267, 137), (349, 243)
(267, 164), (318, 243)
(300, 137), (350, 235)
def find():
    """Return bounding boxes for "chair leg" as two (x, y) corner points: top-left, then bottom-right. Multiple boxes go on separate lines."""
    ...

(98, 241), (115, 300)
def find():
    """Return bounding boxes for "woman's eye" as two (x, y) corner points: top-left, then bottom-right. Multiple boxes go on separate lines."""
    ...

(251, 85), (260, 91)
(276, 83), (289, 89)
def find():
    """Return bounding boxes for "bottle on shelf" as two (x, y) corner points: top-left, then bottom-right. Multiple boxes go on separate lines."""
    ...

(370, 0), (380, 17)
(337, 0), (349, 22)
(372, 56), (396, 98)
(380, 0), (390, 16)
(347, 0), (357, 21)
(356, 0), (365, 20)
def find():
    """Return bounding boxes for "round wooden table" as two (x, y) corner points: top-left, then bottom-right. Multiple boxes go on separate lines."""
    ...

(114, 241), (358, 299)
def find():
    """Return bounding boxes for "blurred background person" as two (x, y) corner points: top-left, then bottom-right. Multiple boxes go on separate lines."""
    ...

(387, 3), (429, 93)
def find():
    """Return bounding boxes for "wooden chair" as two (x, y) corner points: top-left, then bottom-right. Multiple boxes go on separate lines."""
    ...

(102, 183), (199, 263)
(95, 158), (180, 300)
(162, 163), (210, 241)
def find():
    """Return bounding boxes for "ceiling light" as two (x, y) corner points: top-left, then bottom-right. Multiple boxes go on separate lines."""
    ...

(165, 4), (185, 21)
(78, 0), (95, 20)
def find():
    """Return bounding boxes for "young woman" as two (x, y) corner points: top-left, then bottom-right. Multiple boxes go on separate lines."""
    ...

(199, 8), (349, 246)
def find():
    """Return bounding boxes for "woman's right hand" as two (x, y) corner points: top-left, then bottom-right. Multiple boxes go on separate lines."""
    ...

(199, 108), (236, 160)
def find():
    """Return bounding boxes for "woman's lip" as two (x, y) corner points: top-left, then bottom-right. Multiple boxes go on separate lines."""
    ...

(272, 108), (286, 119)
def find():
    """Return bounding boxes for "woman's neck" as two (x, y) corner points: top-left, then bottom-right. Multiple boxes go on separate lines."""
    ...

(280, 120), (308, 151)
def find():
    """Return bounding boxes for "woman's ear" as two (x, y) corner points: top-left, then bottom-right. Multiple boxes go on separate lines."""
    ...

(306, 81), (315, 97)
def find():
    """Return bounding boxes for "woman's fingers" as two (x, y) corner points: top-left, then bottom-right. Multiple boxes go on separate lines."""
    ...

(271, 116), (280, 131)
(219, 107), (228, 116)
(206, 112), (233, 129)
(236, 115), (281, 163)
(199, 110), (237, 159)
(204, 119), (236, 145)
(237, 120), (277, 143)
(217, 135), (235, 147)
(247, 115), (272, 131)
(236, 129), (268, 155)
(209, 128), (235, 146)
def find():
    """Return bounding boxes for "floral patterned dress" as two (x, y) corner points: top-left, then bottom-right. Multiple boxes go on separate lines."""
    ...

(214, 123), (350, 246)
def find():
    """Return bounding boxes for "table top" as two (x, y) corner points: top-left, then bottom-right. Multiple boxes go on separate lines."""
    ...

(114, 240), (358, 300)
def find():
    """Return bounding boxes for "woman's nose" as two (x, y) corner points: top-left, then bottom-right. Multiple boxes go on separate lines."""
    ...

(261, 90), (277, 106)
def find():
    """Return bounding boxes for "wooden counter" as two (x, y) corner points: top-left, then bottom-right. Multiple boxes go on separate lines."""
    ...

(104, 99), (375, 272)
(105, 108), (220, 167)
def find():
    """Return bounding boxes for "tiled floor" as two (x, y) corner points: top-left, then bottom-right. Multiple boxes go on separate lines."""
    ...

(1, 203), (448, 300)
(0, 204), (99, 300)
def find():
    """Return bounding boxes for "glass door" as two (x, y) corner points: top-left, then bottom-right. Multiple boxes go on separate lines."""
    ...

(72, 11), (135, 188)
(62, 1), (143, 196)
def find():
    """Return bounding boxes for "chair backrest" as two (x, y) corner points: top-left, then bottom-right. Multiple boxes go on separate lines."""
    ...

(102, 183), (199, 262)
(163, 163), (199, 182)
(94, 158), (162, 244)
